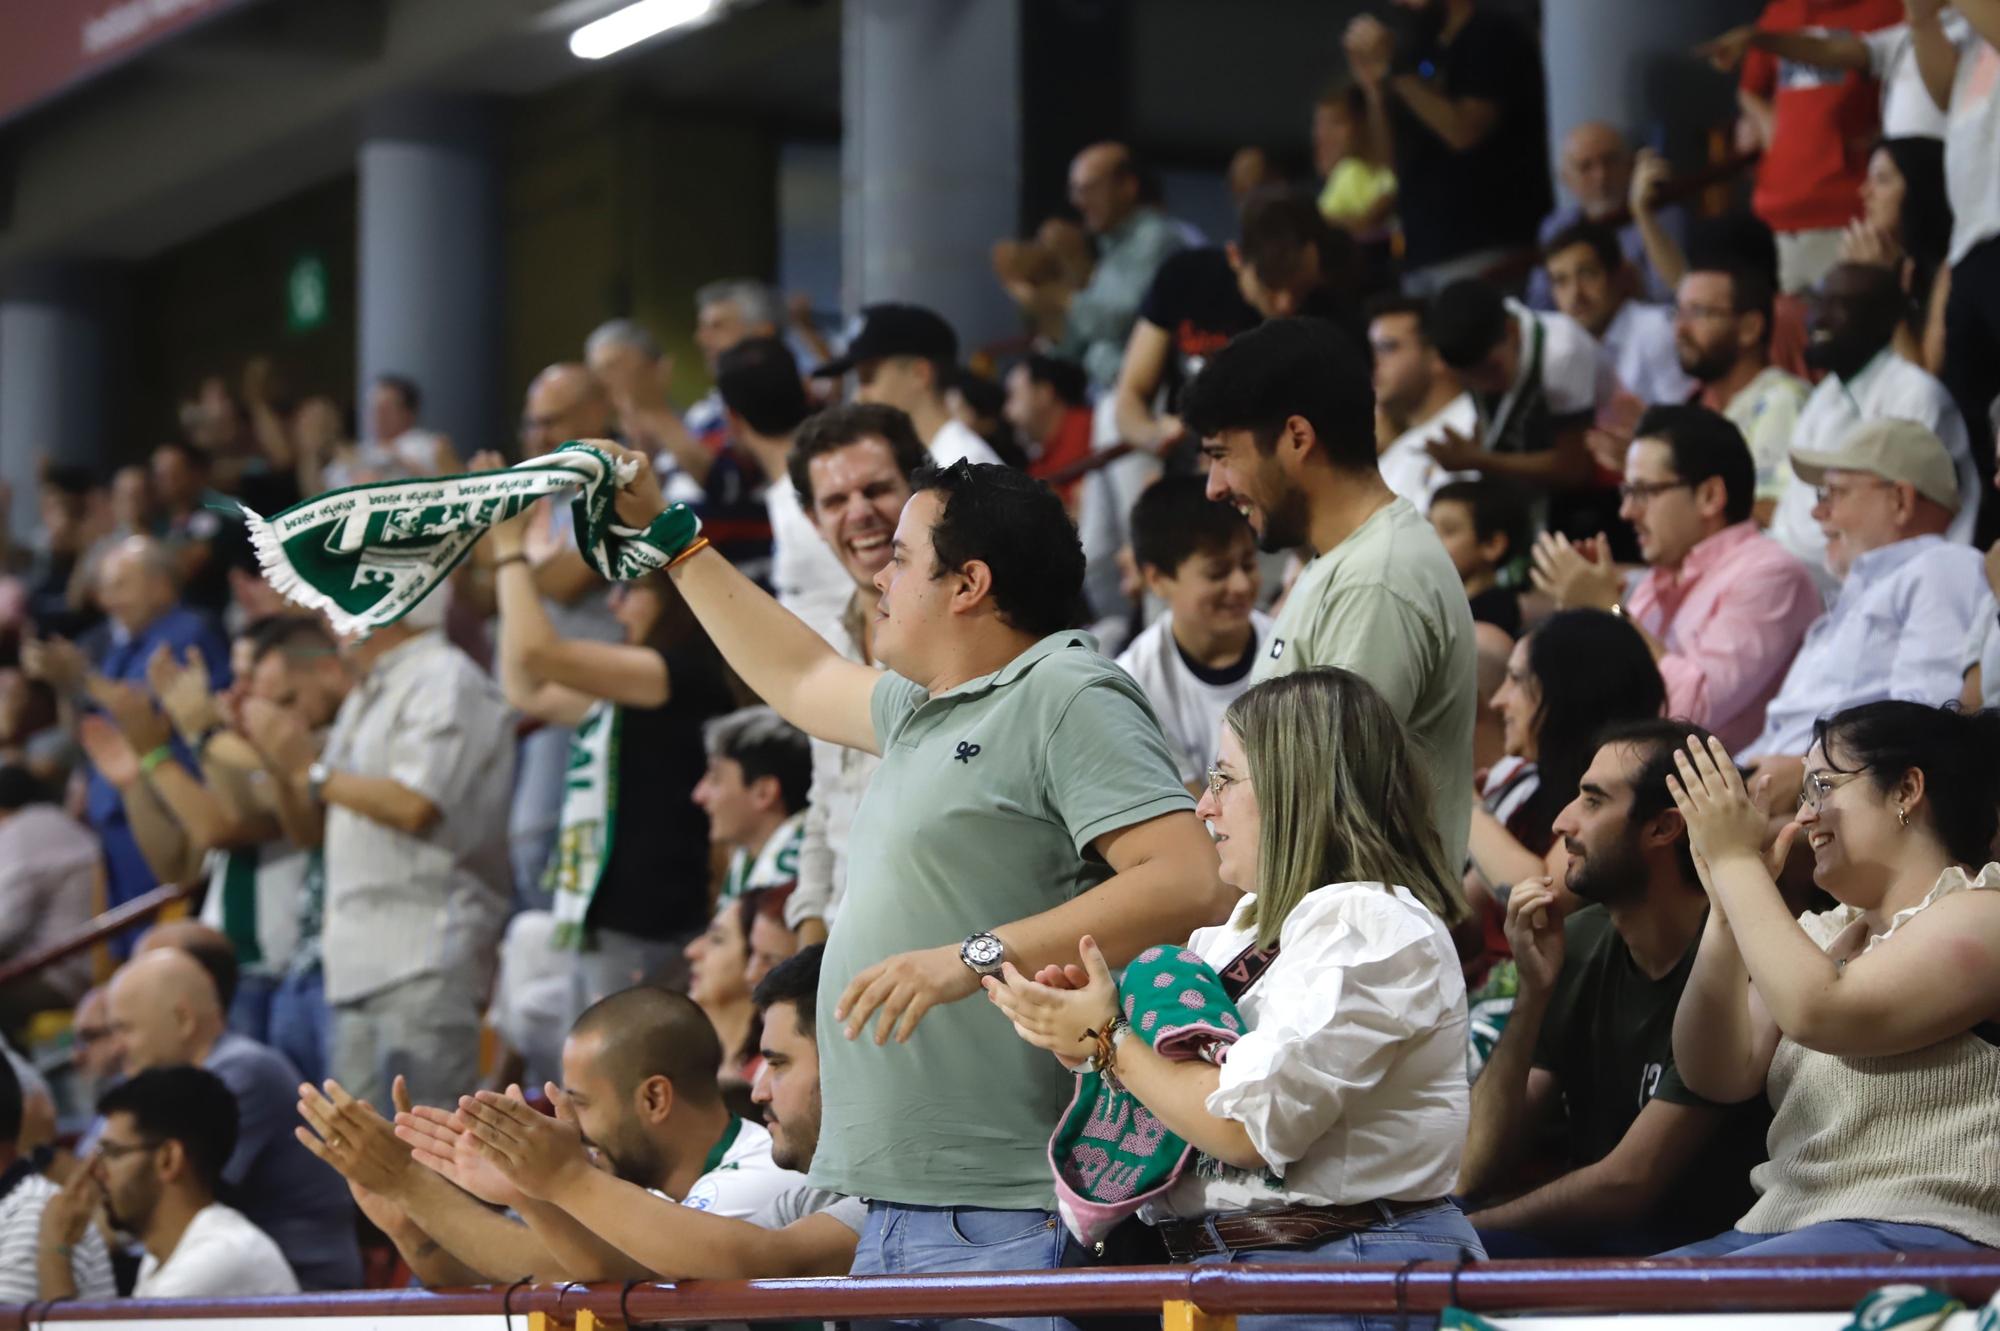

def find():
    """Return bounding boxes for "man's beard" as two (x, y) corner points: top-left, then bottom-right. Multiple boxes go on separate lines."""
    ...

(1677, 336), (1735, 384)
(1256, 485), (1313, 554)
(1565, 831), (1649, 908)
(1804, 328), (1884, 382)
(604, 1128), (666, 1190)
(767, 1090), (821, 1174)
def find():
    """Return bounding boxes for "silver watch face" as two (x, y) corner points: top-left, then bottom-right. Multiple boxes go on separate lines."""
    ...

(962, 933), (1005, 972)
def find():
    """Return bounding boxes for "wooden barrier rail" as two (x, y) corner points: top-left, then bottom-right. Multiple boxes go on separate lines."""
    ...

(7, 1253), (2000, 1328)
(0, 883), (193, 992)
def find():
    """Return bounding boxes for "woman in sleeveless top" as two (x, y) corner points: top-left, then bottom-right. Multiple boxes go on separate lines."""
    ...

(986, 667), (1483, 1331)
(1665, 700), (2000, 1256)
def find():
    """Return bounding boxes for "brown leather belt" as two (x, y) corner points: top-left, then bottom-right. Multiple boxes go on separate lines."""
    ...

(1155, 1198), (1446, 1261)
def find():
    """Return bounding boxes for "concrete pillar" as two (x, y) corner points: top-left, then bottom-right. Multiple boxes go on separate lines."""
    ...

(842, 0), (1022, 353)
(1541, 0), (1744, 178)
(0, 262), (124, 541)
(357, 94), (503, 455)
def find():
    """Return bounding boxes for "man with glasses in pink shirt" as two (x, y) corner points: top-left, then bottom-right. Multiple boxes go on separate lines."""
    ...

(1528, 405), (1821, 752)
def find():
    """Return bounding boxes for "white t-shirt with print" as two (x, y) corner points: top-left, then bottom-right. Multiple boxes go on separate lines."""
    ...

(1115, 611), (1273, 786)
(679, 1117), (813, 1221)
(134, 1203), (299, 1298)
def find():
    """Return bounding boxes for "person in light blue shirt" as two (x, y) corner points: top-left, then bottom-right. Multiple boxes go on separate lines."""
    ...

(1739, 420), (1990, 805)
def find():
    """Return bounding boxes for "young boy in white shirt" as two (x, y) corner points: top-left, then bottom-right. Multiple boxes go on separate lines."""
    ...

(1115, 476), (1271, 793)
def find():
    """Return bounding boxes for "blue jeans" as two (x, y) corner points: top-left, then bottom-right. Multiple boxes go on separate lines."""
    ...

(1664, 1220), (1989, 1257)
(228, 971), (278, 1044)
(848, 1203), (1085, 1331)
(268, 966), (331, 1088)
(1186, 1200), (1486, 1331)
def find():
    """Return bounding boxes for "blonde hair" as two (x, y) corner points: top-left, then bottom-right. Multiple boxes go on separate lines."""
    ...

(1223, 667), (1468, 947)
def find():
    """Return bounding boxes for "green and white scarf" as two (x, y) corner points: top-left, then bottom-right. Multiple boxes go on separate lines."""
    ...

(241, 441), (701, 636)
(549, 701), (622, 950)
(720, 810), (807, 900)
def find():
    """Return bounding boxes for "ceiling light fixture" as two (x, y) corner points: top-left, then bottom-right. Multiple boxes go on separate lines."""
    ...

(569, 0), (720, 60)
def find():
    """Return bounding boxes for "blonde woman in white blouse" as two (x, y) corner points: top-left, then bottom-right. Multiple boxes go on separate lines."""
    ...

(986, 667), (1483, 1331)
(1665, 700), (2000, 1256)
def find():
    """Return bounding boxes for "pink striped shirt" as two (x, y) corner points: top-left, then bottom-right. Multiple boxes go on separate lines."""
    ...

(1625, 521), (1823, 751)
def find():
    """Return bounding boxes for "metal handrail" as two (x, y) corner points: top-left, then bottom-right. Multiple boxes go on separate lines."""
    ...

(6, 1253), (1998, 1327)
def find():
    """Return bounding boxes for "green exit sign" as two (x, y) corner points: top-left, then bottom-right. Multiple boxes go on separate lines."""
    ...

(287, 251), (329, 333)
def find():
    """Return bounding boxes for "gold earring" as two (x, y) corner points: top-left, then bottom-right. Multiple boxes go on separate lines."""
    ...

(1896, 805), (1909, 828)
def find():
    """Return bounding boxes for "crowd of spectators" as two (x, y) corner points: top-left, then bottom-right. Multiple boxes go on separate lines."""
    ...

(2, 0), (1999, 1325)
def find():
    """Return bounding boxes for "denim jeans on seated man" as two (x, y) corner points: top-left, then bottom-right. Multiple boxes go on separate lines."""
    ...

(267, 965), (329, 1088)
(1186, 1200), (1486, 1331)
(848, 1203), (1089, 1331)
(1664, 1220), (1988, 1258)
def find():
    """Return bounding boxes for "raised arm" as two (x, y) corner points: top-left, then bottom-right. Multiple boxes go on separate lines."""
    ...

(1672, 737), (2000, 1057)
(578, 442), (880, 752)
(484, 490), (667, 727)
(1459, 880), (1565, 1199)
(1112, 319), (1182, 455)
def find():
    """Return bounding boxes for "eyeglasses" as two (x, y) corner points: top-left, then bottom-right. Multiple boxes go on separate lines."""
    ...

(95, 1137), (164, 1162)
(1799, 769), (1864, 812)
(1618, 479), (1693, 504)
(1674, 302), (1735, 322)
(1203, 766), (1243, 800)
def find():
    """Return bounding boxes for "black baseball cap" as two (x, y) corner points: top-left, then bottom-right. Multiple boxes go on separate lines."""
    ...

(812, 303), (959, 377)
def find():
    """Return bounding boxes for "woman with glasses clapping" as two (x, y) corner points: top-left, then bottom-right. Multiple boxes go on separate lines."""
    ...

(1664, 700), (2000, 1257)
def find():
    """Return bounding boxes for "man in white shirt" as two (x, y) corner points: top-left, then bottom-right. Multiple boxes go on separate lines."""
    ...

(1421, 279), (1613, 543)
(301, 984), (811, 1285)
(715, 337), (851, 625)
(811, 304), (1002, 468)
(1672, 260), (1810, 522)
(1544, 220), (1696, 407)
(1116, 477), (1272, 792)
(259, 591), (516, 1114)
(39, 1067), (297, 1298)
(1768, 263), (1976, 591)
(1369, 295), (1480, 511)
(449, 945), (867, 1280)
(781, 405), (929, 945)
(1740, 419), (1991, 805)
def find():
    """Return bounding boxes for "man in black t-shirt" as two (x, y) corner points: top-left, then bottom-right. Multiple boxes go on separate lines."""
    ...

(1458, 719), (1769, 1256)
(1344, 0), (1552, 292)
(1113, 188), (1360, 467)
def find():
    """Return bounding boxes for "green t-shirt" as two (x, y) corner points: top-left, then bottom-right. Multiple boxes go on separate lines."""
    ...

(810, 631), (1196, 1209)
(1252, 496), (1476, 873)
(1532, 904), (1769, 1244)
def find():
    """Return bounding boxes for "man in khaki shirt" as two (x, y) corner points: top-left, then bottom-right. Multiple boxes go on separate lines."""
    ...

(1184, 316), (1478, 874)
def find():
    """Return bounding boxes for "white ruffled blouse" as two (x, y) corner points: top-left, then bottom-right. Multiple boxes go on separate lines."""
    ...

(1148, 881), (1471, 1219)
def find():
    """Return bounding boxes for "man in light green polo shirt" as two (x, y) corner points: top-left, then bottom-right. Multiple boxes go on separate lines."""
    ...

(591, 437), (1229, 1325)
(1184, 316), (1478, 875)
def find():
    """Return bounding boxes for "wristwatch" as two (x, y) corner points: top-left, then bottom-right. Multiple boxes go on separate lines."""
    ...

(959, 931), (1007, 978)
(306, 761), (331, 804)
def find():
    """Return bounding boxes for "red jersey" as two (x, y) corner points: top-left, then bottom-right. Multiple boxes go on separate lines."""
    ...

(1741, 0), (1901, 232)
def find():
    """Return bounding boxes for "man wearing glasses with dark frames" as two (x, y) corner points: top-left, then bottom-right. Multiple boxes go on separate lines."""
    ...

(35, 1066), (297, 1298)
(1528, 405), (1819, 752)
